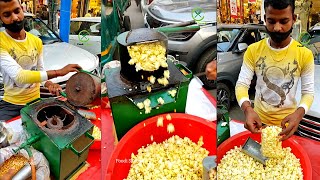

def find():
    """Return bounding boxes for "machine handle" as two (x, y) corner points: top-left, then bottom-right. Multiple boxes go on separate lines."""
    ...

(60, 91), (67, 98)
(67, 131), (94, 156)
(26, 98), (42, 106)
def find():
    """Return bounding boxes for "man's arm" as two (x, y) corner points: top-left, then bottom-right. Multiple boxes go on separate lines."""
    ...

(235, 46), (262, 133)
(298, 50), (315, 113)
(1, 49), (81, 85)
(235, 47), (255, 108)
(280, 49), (314, 141)
(0, 49), (47, 84)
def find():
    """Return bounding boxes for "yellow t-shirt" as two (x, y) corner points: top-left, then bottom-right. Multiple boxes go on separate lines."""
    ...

(0, 31), (48, 105)
(236, 38), (314, 126)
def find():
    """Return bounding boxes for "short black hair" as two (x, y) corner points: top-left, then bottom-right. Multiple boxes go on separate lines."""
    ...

(264, 0), (295, 14)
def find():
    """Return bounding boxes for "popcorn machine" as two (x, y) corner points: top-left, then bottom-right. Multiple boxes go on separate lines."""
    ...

(105, 28), (192, 140)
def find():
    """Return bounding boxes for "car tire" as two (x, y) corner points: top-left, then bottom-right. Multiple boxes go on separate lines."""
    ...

(195, 47), (217, 89)
(217, 82), (232, 110)
(124, 15), (131, 31)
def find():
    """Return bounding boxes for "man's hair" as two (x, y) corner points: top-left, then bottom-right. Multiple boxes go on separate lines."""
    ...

(264, 0), (295, 14)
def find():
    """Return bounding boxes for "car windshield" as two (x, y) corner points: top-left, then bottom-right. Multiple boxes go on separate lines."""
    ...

(24, 16), (60, 44)
(217, 29), (240, 52)
(70, 21), (101, 36)
(311, 30), (320, 37)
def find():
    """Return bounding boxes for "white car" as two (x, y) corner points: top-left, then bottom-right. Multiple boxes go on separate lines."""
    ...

(69, 17), (101, 57)
(0, 13), (100, 98)
(295, 60), (320, 141)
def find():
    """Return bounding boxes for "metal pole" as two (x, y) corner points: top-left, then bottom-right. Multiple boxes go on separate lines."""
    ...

(33, 0), (36, 14)
(59, 0), (72, 42)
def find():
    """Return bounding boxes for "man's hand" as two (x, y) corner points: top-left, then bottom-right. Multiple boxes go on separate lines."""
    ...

(0, 168), (15, 180)
(279, 108), (305, 141)
(57, 64), (82, 76)
(205, 60), (217, 80)
(45, 81), (62, 96)
(244, 107), (263, 133)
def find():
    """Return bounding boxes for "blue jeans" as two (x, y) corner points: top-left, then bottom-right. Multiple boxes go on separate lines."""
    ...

(0, 100), (24, 121)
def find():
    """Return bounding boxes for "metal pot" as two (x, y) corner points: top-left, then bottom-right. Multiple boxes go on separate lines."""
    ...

(116, 28), (168, 83)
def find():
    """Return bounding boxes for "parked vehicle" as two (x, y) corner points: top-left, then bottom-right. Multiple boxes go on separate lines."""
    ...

(217, 24), (268, 110)
(142, 0), (216, 28)
(0, 13), (100, 98)
(295, 41), (320, 142)
(165, 24), (217, 89)
(69, 17), (101, 58)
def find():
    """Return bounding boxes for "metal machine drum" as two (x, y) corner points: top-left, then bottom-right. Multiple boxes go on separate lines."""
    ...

(65, 72), (101, 107)
(217, 131), (312, 180)
(20, 98), (94, 180)
(106, 113), (216, 180)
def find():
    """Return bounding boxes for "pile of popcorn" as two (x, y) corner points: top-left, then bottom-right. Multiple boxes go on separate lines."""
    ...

(127, 42), (170, 86)
(125, 135), (209, 180)
(217, 126), (303, 180)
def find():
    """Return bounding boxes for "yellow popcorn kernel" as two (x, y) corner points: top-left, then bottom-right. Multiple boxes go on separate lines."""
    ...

(157, 97), (165, 105)
(149, 76), (156, 84)
(147, 86), (152, 92)
(164, 70), (170, 79)
(92, 126), (101, 140)
(136, 102), (144, 109)
(167, 123), (175, 133)
(168, 89), (177, 97)
(157, 117), (164, 127)
(166, 114), (172, 120)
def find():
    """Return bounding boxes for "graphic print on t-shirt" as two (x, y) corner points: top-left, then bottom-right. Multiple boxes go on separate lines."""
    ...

(256, 56), (298, 108)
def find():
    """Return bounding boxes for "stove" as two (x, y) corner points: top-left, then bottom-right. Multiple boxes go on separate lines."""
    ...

(20, 98), (94, 180)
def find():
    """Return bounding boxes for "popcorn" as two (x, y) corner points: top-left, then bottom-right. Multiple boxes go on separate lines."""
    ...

(127, 41), (167, 72)
(158, 77), (169, 86)
(147, 86), (152, 92)
(157, 97), (165, 105)
(166, 114), (172, 120)
(168, 89), (177, 97)
(149, 76), (156, 84)
(164, 70), (170, 79)
(125, 136), (209, 179)
(167, 123), (175, 133)
(157, 117), (164, 127)
(261, 126), (284, 158)
(92, 126), (101, 140)
(137, 102), (144, 109)
(143, 99), (152, 114)
(217, 145), (303, 179)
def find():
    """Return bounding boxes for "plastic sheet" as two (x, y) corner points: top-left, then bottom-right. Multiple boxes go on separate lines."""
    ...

(185, 77), (216, 121)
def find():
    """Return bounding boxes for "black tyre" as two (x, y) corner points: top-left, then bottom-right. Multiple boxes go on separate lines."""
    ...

(217, 82), (232, 110)
(124, 15), (131, 31)
(195, 47), (217, 89)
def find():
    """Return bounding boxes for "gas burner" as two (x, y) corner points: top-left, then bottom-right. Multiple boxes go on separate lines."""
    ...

(45, 114), (66, 130)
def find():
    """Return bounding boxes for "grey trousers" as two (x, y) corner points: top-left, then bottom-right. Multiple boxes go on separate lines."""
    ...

(0, 100), (24, 121)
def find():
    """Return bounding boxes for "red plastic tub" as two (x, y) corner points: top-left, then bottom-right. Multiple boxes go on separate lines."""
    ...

(106, 113), (216, 180)
(217, 131), (312, 180)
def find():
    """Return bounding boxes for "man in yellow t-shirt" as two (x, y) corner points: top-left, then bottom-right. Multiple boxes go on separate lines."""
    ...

(235, 0), (314, 141)
(0, 0), (82, 121)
